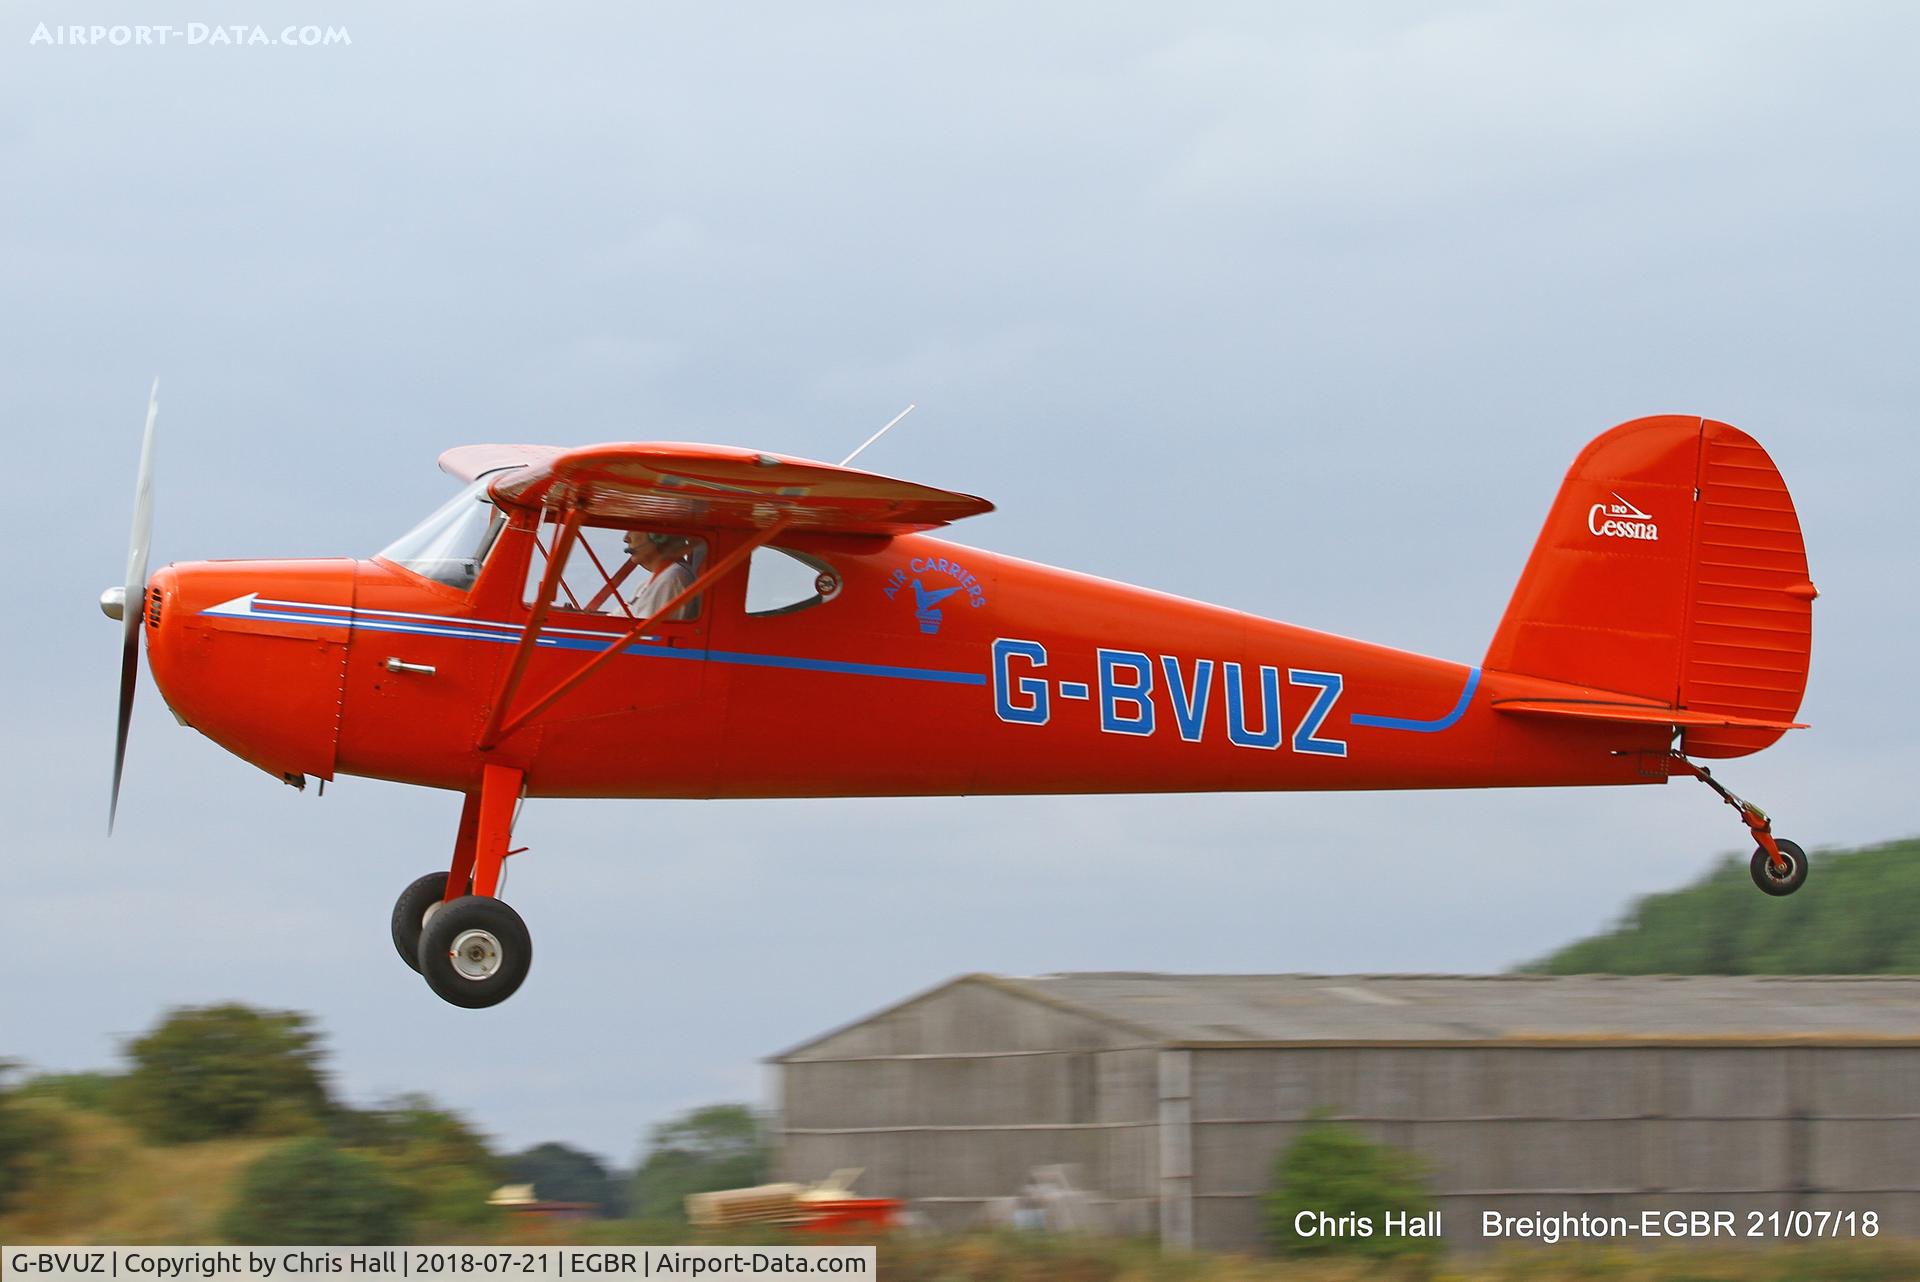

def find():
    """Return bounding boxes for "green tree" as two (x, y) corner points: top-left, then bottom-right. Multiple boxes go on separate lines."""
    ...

(0, 1062), (67, 1215)
(1527, 837), (1920, 975)
(122, 1005), (330, 1143)
(505, 1142), (625, 1218)
(334, 1094), (501, 1230)
(629, 1105), (769, 1221)
(17, 1072), (126, 1115)
(1266, 1120), (1440, 1260)
(219, 1138), (407, 1245)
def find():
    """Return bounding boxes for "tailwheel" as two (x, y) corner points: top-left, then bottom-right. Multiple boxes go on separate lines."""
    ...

(1750, 837), (1809, 897)
(390, 872), (456, 973)
(1669, 753), (1809, 898)
(418, 895), (532, 1008)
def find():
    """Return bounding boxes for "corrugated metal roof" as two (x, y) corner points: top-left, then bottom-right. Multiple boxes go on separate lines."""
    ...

(993, 973), (1920, 1045)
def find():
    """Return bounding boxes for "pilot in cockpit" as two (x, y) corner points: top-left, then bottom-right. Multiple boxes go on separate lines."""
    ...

(623, 529), (699, 621)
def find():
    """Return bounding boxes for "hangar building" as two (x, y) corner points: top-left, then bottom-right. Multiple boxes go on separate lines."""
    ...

(773, 972), (1920, 1252)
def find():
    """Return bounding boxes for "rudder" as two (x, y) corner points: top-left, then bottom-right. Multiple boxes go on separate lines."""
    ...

(1484, 416), (1815, 758)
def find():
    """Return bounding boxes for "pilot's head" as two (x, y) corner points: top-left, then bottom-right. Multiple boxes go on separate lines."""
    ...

(624, 529), (689, 568)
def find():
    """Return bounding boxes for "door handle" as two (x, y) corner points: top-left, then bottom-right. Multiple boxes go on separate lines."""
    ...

(383, 657), (437, 676)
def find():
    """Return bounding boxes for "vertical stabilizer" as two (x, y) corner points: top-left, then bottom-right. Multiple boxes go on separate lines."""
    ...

(1484, 416), (1814, 758)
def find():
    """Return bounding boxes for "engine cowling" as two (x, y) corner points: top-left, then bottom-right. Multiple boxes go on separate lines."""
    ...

(145, 559), (356, 784)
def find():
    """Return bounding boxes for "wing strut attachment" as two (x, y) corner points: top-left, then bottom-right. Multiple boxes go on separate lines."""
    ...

(477, 512), (794, 750)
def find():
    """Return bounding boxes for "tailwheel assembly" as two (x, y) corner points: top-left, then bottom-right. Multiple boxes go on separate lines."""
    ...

(1670, 753), (1808, 897)
(1748, 838), (1808, 897)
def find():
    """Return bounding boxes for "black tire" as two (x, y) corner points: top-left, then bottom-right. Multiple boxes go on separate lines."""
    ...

(1750, 838), (1809, 896)
(417, 895), (532, 1008)
(390, 872), (453, 973)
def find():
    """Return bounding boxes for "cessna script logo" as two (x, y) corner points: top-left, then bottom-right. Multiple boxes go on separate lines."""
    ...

(1588, 493), (1659, 541)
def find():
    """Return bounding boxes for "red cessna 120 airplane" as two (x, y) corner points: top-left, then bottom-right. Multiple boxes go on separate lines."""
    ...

(103, 390), (1816, 1007)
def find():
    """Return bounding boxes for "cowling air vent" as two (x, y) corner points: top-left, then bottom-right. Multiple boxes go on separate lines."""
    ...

(146, 586), (162, 630)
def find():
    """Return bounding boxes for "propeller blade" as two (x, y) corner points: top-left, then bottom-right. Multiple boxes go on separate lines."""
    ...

(111, 611), (138, 832)
(111, 379), (159, 833)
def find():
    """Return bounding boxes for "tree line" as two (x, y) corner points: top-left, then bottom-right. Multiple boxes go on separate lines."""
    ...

(0, 1004), (769, 1242)
(1527, 836), (1920, 974)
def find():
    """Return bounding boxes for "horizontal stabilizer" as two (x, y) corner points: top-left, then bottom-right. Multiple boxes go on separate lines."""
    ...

(1493, 699), (1806, 731)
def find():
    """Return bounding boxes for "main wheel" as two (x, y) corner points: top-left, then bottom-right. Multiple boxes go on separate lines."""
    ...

(417, 895), (532, 1008)
(390, 872), (453, 973)
(1750, 838), (1809, 896)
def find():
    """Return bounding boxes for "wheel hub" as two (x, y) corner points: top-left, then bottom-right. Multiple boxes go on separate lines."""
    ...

(448, 928), (504, 981)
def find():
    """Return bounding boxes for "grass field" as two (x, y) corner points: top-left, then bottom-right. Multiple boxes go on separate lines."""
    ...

(1, 1098), (278, 1243)
(9, 1102), (1919, 1280)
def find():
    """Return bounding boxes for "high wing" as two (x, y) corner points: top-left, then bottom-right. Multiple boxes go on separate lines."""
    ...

(450, 441), (992, 535)
(438, 444), (565, 482)
(457, 442), (990, 751)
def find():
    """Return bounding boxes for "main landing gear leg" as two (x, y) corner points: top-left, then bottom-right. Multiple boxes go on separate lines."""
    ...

(392, 764), (534, 1007)
(1669, 753), (1808, 897)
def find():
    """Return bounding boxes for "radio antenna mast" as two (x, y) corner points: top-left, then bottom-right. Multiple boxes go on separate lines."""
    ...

(839, 403), (916, 468)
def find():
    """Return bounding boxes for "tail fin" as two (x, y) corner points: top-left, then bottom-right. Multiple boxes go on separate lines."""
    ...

(1485, 416), (1815, 758)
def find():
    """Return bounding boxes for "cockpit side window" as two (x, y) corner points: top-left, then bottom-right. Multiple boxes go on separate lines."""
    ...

(376, 477), (507, 591)
(523, 520), (708, 621)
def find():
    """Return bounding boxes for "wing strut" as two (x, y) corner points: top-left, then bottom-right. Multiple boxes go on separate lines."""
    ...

(477, 513), (793, 750)
(477, 507), (584, 750)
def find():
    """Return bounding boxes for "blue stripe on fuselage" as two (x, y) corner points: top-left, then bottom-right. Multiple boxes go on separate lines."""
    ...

(1348, 667), (1480, 733)
(207, 605), (985, 687)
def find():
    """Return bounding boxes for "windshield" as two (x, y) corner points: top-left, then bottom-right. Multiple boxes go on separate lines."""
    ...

(377, 477), (506, 590)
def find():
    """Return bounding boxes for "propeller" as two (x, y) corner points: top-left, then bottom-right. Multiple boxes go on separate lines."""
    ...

(105, 379), (159, 833)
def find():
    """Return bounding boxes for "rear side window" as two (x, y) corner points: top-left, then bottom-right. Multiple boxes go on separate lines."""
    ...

(745, 548), (840, 617)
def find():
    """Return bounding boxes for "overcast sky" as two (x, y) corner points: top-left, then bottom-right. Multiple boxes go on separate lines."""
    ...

(4, 2), (1916, 1169)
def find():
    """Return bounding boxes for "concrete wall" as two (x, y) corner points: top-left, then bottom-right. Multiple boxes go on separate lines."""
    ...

(776, 981), (1920, 1254)
(784, 978), (1139, 1060)
(1186, 1045), (1920, 1253)
(778, 980), (1161, 1233)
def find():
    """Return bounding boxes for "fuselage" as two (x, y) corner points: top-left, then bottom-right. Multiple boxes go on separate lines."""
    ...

(142, 518), (1666, 801)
